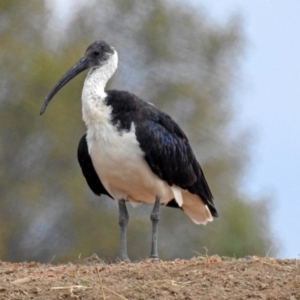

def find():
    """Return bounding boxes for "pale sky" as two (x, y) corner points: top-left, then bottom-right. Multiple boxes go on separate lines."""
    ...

(195, 0), (300, 258)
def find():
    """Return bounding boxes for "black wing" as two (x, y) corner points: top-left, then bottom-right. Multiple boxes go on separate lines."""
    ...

(106, 90), (218, 217)
(77, 134), (112, 198)
(135, 108), (218, 217)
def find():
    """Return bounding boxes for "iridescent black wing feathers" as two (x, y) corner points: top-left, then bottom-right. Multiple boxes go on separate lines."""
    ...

(136, 108), (218, 217)
(106, 90), (218, 217)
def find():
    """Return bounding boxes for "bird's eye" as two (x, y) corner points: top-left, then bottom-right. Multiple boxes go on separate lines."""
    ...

(94, 51), (100, 56)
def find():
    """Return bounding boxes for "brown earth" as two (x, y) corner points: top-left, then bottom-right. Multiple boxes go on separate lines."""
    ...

(0, 256), (299, 300)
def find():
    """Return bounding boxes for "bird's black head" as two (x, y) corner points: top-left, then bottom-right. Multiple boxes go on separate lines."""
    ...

(84, 40), (115, 69)
(40, 40), (115, 115)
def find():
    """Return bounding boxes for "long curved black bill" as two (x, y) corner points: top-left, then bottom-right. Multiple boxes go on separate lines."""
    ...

(40, 57), (89, 115)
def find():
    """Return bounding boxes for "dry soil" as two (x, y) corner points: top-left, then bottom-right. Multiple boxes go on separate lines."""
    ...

(0, 255), (299, 299)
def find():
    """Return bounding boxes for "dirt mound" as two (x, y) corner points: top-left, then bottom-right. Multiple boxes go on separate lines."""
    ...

(0, 256), (299, 299)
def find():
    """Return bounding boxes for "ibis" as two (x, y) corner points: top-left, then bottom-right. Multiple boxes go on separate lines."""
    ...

(40, 40), (218, 261)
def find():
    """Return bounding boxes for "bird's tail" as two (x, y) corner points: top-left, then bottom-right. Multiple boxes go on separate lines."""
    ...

(171, 186), (214, 225)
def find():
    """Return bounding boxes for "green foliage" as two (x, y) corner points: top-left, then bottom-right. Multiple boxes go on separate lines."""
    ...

(0, 0), (276, 262)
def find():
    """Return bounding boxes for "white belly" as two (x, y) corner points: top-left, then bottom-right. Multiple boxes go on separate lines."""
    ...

(88, 124), (174, 204)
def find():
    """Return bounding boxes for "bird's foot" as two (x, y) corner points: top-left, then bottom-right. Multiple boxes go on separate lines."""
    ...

(149, 254), (160, 261)
(117, 256), (131, 263)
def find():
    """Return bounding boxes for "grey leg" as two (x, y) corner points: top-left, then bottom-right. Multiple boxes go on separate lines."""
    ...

(118, 199), (129, 261)
(150, 196), (161, 259)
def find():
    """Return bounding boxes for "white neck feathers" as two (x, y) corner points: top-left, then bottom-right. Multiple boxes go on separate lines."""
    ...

(81, 51), (118, 140)
(82, 51), (118, 101)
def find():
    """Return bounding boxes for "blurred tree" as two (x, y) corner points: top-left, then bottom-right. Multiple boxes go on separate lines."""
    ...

(0, 0), (276, 262)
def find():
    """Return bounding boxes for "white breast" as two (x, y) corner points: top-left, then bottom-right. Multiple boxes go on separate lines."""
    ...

(88, 120), (174, 204)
